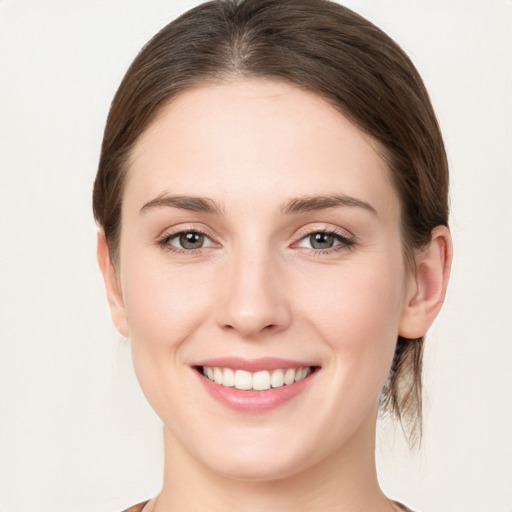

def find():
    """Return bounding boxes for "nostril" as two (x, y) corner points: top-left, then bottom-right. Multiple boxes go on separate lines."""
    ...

(222, 321), (277, 335)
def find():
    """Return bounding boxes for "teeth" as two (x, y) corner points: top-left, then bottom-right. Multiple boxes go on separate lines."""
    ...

(284, 368), (295, 385)
(253, 370), (271, 390)
(213, 367), (223, 385)
(295, 367), (311, 382)
(271, 369), (284, 388)
(223, 367), (235, 387)
(234, 370), (252, 390)
(201, 366), (312, 390)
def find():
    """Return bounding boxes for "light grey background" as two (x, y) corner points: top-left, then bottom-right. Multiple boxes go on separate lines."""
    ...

(1, 1), (511, 511)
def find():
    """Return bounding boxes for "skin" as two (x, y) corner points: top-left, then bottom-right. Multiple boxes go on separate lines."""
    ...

(98, 79), (451, 512)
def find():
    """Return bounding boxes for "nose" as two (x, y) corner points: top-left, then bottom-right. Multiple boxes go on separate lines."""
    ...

(216, 245), (292, 338)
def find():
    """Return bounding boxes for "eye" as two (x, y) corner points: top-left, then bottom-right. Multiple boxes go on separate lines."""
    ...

(295, 230), (354, 252)
(159, 230), (215, 251)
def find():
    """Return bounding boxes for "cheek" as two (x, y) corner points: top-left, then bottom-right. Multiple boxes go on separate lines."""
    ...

(297, 254), (406, 382)
(118, 251), (217, 420)
(122, 258), (212, 348)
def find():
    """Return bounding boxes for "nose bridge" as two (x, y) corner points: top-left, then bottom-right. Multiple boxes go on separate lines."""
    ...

(218, 237), (290, 337)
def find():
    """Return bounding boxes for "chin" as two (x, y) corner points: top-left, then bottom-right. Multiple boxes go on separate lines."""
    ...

(203, 447), (314, 483)
(177, 421), (337, 484)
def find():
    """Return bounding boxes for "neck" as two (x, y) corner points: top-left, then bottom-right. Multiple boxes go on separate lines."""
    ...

(153, 416), (394, 512)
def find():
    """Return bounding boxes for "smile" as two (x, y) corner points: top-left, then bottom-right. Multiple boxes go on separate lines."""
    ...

(193, 359), (319, 412)
(201, 366), (312, 390)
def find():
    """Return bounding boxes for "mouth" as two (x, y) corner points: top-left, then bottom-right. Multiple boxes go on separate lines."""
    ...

(197, 365), (316, 390)
(192, 359), (320, 412)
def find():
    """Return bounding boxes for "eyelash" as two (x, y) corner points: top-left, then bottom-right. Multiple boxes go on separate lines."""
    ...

(157, 228), (216, 255)
(293, 228), (355, 256)
(156, 228), (355, 256)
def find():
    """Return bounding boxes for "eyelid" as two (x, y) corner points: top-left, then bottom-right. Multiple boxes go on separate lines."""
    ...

(292, 223), (354, 243)
(156, 223), (218, 241)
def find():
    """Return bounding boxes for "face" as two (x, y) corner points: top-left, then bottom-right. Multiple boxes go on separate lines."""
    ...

(109, 79), (417, 481)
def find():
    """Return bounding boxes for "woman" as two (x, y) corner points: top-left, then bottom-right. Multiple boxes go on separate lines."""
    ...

(93, 0), (451, 510)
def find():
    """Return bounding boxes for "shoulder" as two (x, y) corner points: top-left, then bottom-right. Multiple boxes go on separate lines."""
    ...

(393, 501), (416, 512)
(121, 500), (150, 512)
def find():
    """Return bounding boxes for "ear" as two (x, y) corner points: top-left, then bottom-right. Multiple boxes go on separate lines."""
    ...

(399, 225), (452, 339)
(97, 230), (129, 337)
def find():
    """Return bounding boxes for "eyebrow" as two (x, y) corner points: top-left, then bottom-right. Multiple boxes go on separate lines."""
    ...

(281, 194), (378, 216)
(139, 193), (377, 217)
(140, 194), (223, 215)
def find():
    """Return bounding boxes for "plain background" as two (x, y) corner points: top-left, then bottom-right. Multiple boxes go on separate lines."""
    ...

(0, 1), (511, 511)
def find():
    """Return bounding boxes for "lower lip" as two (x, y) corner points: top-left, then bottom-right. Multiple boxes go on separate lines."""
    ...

(195, 370), (317, 413)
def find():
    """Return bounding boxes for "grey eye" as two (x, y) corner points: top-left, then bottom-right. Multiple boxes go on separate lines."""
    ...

(295, 230), (353, 252)
(309, 232), (336, 250)
(178, 232), (205, 249)
(161, 230), (215, 251)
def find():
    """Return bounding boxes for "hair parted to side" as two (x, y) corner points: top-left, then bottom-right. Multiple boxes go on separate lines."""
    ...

(93, 0), (449, 444)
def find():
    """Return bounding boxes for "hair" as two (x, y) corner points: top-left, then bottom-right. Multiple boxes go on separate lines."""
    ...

(93, 0), (449, 444)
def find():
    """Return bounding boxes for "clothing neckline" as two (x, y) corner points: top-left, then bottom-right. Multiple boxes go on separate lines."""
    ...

(123, 498), (413, 512)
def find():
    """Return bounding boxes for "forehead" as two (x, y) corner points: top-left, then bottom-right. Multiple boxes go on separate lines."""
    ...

(125, 78), (398, 219)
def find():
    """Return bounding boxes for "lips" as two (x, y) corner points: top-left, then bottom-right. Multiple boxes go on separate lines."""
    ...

(192, 357), (319, 412)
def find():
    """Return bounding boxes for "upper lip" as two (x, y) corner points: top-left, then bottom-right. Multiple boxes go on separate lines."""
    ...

(192, 357), (318, 372)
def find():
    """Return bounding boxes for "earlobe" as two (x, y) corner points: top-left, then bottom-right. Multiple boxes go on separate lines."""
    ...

(97, 230), (129, 337)
(399, 225), (452, 339)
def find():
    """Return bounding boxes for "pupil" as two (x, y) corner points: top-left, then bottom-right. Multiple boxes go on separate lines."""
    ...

(180, 232), (204, 249)
(311, 232), (334, 249)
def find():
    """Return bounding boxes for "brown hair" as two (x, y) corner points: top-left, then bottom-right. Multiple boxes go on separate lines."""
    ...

(93, 0), (449, 443)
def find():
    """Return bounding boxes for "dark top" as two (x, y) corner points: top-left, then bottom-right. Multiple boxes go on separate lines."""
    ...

(122, 501), (149, 512)
(122, 499), (414, 511)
